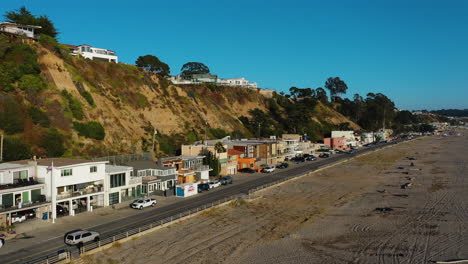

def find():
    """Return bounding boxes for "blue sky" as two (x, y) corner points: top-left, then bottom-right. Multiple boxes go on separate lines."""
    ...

(2, 0), (467, 110)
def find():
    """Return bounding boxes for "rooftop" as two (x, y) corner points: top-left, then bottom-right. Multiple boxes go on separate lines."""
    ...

(11, 158), (107, 167)
(0, 163), (31, 171)
(105, 164), (133, 174)
(123, 160), (173, 171)
(0, 21), (42, 29)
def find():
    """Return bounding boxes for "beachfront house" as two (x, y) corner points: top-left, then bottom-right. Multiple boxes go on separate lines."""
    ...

(104, 165), (143, 206)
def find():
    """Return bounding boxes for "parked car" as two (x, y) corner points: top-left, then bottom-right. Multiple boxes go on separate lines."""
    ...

(305, 155), (317, 161)
(276, 162), (289, 169)
(238, 168), (256, 173)
(11, 212), (27, 224)
(57, 205), (69, 216)
(293, 157), (305, 163)
(319, 153), (330, 158)
(130, 198), (157, 210)
(20, 209), (36, 219)
(219, 176), (233, 185)
(346, 150), (356, 154)
(197, 183), (211, 193)
(262, 166), (276, 173)
(208, 181), (221, 189)
(64, 230), (100, 246)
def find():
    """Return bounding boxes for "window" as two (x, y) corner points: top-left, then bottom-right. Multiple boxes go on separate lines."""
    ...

(90, 166), (97, 173)
(82, 233), (91, 238)
(110, 173), (126, 188)
(13, 170), (28, 180)
(61, 169), (73, 177)
(138, 170), (145, 177)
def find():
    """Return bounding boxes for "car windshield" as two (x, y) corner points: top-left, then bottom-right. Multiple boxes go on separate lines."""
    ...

(66, 235), (74, 240)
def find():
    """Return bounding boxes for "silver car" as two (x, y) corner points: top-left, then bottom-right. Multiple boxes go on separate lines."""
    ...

(64, 230), (100, 246)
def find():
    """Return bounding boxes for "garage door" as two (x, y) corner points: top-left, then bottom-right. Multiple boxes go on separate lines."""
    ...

(109, 192), (119, 205)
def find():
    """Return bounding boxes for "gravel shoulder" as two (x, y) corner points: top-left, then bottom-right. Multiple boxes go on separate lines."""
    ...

(83, 134), (467, 264)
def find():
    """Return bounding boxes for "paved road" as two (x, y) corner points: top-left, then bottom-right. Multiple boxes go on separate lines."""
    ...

(0, 140), (402, 264)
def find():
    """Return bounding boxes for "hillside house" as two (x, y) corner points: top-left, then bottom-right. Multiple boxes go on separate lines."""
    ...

(66, 44), (118, 63)
(218, 78), (257, 88)
(0, 22), (41, 39)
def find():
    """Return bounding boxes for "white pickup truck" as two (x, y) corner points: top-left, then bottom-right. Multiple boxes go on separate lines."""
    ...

(130, 198), (157, 210)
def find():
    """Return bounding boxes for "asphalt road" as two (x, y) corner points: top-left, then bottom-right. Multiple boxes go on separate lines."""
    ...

(0, 140), (402, 264)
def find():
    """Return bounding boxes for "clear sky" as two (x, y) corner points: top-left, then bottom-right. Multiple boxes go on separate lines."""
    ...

(2, 0), (467, 110)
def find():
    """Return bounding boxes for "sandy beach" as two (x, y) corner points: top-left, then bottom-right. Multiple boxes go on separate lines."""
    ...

(82, 133), (468, 264)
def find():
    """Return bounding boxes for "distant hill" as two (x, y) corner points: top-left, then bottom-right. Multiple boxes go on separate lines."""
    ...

(431, 109), (468, 117)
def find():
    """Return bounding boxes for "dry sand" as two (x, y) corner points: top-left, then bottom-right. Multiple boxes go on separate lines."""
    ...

(84, 133), (468, 264)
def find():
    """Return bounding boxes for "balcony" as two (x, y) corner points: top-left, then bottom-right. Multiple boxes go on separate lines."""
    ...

(0, 179), (43, 193)
(56, 185), (104, 200)
(194, 165), (211, 172)
(0, 200), (51, 214)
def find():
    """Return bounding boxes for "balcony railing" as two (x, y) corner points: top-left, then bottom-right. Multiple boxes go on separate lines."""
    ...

(56, 186), (104, 200)
(0, 179), (42, 192)
(0, 200), (51, 213)
(129, 177), (142, 185)
(194, 165), (211, 171)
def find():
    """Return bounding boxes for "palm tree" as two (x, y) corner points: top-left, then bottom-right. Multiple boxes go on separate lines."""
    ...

(214, 141), (226, 153)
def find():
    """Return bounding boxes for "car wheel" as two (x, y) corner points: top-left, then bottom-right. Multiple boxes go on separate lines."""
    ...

(151, 203), (155, 207)
(139, 206), (143, 210)
(94, 236), (100, 242)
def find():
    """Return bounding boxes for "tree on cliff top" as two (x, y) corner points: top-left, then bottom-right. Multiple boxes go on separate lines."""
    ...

(135, 55), (170, 77)
(325, 77), (348, 102)
(180, 62), (210, 79)
(4, 6), (58, 38)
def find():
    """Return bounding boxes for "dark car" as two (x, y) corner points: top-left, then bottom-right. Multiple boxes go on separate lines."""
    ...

(238, 168), (256, 174)
(293, 157), (305, 162)
(305, 155), (317, 161)
(319, 153), (330, 158)
(219, 176), (233, 185)
(16, 209), (36, 219)
(276, 162), (289, 169)
(197, 183), (210, 193)
(57, 205), (69, 216)
(346, 150), (356, 154)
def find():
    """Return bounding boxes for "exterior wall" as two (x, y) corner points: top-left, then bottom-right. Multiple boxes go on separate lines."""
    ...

(104, 167), (142, 206)
(0, 23), (37, 38)
(72, 45), (118, 63)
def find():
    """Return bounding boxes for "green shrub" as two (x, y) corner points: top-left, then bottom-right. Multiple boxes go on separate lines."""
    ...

(3, 136), (32, 161)
(73, 121), (105, 140)
(61, 90), (84, 120)
(135, 93), (149, 108)
(18, 74), (47, 92)
(28, 106), (50, 127)
(80, 90), (95, 106)
(209, 128), (228, 139)
(41, 128), (65, 157)
(0, 94), (25, 134)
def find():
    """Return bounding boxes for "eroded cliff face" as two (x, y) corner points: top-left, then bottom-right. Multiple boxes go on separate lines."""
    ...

(1, 39), (359, 158)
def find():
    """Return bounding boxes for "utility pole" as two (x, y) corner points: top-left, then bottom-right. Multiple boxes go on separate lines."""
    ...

(257, 123), (261, 139)
(151, 129), (157, 160)
(204, 119), (208, 144)
(0, 134), (3, 162)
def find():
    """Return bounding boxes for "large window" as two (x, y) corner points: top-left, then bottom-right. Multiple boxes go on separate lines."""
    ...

(61, 169), (73, 177)
(110, 173), (126, 188)
(13, 170), (28, 180)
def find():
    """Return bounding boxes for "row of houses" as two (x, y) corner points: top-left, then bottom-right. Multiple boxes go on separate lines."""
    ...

(169, 74), (258, 89)
(323, 129), (393, 150)
(0, 130), (396, 226)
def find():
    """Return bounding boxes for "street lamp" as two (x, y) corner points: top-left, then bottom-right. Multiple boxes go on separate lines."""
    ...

(151, 129), (158, 159)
